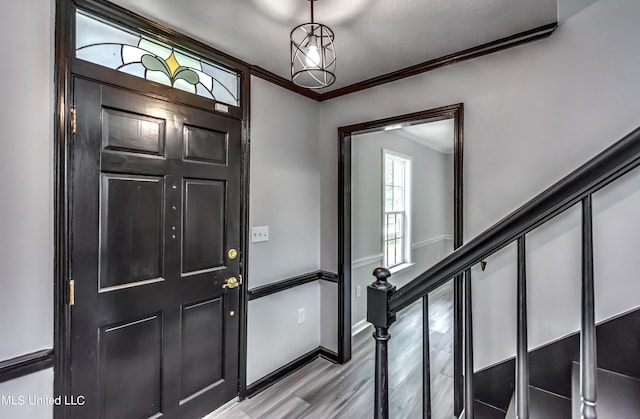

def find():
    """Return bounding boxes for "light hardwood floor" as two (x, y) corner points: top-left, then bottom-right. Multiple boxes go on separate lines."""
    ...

(212, 280), (454, 419)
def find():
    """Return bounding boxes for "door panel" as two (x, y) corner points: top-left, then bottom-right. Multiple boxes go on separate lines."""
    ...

(71, 77), (241, 419)
(182, 179), (226, 274)
(180, 298), (224, 400)
(99, 174), (164, 289)
(102, 108), (166, 156)
(99, 315), (163, 419)
(183, 125), (228, 164)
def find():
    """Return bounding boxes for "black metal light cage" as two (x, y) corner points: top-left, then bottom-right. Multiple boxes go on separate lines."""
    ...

(290, 3), (336, 89)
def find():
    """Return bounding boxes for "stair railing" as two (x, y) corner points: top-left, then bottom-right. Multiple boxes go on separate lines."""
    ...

(367, 127), (640, 419)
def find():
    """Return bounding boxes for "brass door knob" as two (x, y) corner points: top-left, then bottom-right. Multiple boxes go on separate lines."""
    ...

(222, 277), (239, 289)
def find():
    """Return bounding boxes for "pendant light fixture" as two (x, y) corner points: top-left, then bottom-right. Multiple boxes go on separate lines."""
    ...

(290, 0), (336, 89)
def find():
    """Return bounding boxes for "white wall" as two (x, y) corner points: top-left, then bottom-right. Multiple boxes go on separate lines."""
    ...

(351, 130), (453, 259)
(0, 0), (54, 362)
(320, 281), (338, 352)
(248, 77), (322, 286)
(318, 0), (640, 370)
(246, 76), (322, 384)
(0, 0), (55, 411)
(0, 370), (54, 419)
(247, 282), (321, 383)
(350, 130), (454, 330)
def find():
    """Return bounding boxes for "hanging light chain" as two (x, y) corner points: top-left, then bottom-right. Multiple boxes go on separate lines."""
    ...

(310, 0), (315, 23)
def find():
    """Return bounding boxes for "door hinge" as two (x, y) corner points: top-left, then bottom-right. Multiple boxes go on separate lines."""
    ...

(69, 280), (75, 306)
(70, 105), (77, 135)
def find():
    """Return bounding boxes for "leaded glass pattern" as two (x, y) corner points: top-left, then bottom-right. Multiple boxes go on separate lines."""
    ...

(75, 11), (240, 107)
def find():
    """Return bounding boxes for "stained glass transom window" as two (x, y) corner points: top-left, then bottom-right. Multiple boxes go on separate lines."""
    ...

(75, 11), (240, 107)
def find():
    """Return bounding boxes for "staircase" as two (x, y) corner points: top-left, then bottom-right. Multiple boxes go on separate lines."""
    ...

(505, 386), (570, 419)
(469, 303), (640, 419)
(570, 362), (640, 419)
(366, 127), (640, 418)
(497, 362), (640, 419)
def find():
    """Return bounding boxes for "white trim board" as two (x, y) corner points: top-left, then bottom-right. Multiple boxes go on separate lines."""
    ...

(351, 253), (384, 270)
(352, 319), (372, 337)
(412, 234), (454, 249)
(351, 234), (453, 270)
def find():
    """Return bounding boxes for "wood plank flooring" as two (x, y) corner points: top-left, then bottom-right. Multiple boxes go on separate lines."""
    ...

(210, 280), (454, 419)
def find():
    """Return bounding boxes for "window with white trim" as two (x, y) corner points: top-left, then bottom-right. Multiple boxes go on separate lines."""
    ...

(383, 150), (412, 268)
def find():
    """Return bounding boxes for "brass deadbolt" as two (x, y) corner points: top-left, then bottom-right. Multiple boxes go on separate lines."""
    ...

(228, 249), (238, 260)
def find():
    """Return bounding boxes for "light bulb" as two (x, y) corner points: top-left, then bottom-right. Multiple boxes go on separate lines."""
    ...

(306, 46), (320, 67)
(306, 36), (320, 68)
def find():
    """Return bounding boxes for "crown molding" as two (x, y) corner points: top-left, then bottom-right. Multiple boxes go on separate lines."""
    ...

(250, 66), (323, 101)
(250, 22), (557, 102)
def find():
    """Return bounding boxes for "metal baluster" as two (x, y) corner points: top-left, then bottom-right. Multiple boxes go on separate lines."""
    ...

(581, 195), (597, 419)
(516, 236), (530, 419)
(373, 326), (390, 419)
(368, 267), (396, 419)
(423, 295), (432, 418)
(464, 269), (474, 418)
(454, 274), (464, 416)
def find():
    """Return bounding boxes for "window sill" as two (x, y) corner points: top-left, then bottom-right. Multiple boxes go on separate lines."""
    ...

(388, 262), (415, 275)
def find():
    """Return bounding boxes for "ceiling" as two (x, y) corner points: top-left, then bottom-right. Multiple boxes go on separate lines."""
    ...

(110, 0), (557, 92)
(394, 119), (455, 154)
(353, 118), (454, 154)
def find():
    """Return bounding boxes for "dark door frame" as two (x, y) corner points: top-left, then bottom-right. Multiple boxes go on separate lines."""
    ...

(53, 1), (252, 417)
(337, 104), (464, 371)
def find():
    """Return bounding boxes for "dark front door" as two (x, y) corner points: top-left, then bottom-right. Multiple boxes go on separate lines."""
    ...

(69, 78), (242, 419)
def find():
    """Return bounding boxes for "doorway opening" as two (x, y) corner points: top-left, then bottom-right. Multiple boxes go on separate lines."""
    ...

(338, 104), (464, 415)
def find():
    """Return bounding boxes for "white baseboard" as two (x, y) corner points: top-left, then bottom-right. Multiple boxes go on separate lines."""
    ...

(352, 319), (372, 336)
(202, 397), (239, 418)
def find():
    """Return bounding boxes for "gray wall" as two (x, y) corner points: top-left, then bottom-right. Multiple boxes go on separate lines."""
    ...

(0, 0), (54, 410)
(318, 0), (640, 370)
(246, 76), (322, 384)
(350, 130), (454, 331)
(320, 281), (338, 351)
(0, 0), (53, 362)
(0, 370), (54, 419)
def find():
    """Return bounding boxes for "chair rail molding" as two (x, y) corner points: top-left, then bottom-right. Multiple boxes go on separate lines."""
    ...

(412, 235), (455, 249)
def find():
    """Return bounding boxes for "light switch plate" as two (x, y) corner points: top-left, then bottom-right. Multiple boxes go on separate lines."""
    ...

(251, 226), (269, 243)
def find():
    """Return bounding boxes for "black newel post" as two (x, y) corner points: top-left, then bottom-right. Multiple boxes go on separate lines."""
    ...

(368, 267), (397, 419)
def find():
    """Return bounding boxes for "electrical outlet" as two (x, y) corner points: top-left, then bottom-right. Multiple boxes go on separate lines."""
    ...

(356, 285), (361, 298)
(251, 226), (269, 243)
(298, 308), (305, 324)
